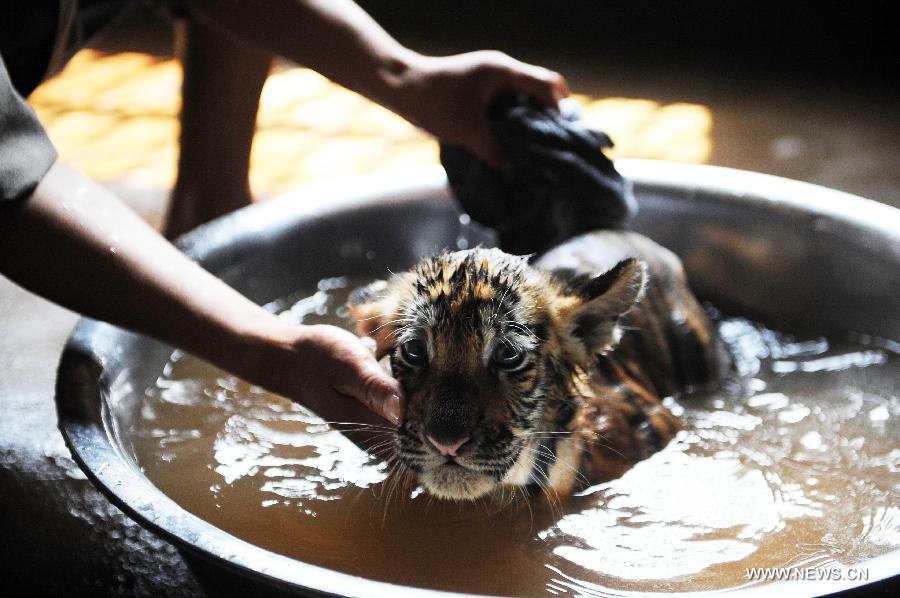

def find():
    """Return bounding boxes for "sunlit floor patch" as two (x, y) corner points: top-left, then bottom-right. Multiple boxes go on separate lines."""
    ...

(29, 49), (713, 200)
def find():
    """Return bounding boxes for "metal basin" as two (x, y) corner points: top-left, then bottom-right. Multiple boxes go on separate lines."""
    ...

(56, 160), (900, 597)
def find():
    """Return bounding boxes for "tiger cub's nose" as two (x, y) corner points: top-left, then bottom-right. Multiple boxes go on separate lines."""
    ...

(427, 435), (471, 457)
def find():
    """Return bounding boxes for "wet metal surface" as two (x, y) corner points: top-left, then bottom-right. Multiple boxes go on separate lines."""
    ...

(0, 283), (203, 597)
(3, 7), (899, 595)
(55, 163), (900, 597)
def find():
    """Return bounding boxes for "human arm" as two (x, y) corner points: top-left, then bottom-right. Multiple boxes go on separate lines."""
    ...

(0, 161), (403, 426)
(186, 0), (569, 165)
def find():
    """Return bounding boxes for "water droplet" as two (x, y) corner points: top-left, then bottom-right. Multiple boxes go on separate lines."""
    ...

(869, 405), (889, 422)
(770, 135), (806, 160)
(800, 431), (823, 450)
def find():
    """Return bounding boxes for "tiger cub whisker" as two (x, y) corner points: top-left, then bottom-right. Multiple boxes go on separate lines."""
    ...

(348, 231), (721, 501)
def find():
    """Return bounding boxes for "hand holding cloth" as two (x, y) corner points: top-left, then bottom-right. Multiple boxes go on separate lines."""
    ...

(440, 92), (635, 255)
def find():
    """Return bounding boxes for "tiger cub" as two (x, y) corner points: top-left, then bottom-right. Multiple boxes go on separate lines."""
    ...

(348, 230), (720, 501)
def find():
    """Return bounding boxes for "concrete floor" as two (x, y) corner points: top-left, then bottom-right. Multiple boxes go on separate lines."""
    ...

(1, 5), (898, 597)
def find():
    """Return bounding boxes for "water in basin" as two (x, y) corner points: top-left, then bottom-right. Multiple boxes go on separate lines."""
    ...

(128, 277), (899, 596)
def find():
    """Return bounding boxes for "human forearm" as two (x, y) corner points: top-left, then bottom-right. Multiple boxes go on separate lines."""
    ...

(185, 0), (568, 163)
(0, 162), (276, 369)
(0, 162), (402, 425)
(187, 0), (415, 114)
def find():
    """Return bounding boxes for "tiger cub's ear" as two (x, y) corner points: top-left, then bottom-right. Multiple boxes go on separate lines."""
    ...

(554, 257), (647, 364)
(347, 276), (410, 359)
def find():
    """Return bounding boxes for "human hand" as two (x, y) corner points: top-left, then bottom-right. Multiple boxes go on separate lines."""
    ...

(235, 323), (404, 427)
(7, 162), (402, 430)
(395, 51), (570, 166)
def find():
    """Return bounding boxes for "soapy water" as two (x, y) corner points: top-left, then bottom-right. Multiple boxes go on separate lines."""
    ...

(130, 278), (899, 595)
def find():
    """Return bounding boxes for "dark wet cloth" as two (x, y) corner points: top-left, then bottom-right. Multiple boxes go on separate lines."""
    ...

(440, 93), (636, 256)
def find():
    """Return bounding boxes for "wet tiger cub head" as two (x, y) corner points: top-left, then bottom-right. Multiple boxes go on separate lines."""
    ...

(348, 248), (646, 501)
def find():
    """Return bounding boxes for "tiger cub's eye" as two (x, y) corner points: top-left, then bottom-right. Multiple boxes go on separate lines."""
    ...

(400, 339), (428, 365)
(492, 343), (526, 369)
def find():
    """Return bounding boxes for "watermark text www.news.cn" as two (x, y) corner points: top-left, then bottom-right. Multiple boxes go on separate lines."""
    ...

(746, 567), (870, 582)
